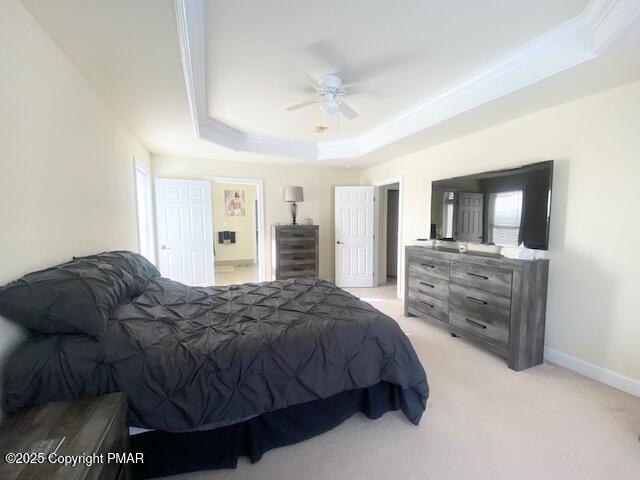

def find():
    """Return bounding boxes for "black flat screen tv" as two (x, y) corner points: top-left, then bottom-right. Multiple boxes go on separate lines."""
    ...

(430, 160), (553, 250)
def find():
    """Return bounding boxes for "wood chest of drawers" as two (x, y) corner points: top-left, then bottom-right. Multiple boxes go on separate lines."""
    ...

(272, 225), (319, 280)
(405, 246), (549, 371)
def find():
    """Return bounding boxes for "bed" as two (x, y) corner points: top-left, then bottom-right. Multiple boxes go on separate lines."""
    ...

(0, 252), (428, 477)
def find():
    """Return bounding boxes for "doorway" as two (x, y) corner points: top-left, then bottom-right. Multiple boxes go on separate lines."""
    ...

(373, 177), (403, 299)
(333, 179), (403, 298)
(208, 176), (265, 286)
(385, 186), (400, 281)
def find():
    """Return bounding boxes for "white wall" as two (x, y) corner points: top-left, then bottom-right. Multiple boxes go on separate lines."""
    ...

(361, 79), (640, 389)
(212, 182), (257, 263)
(0, 0), (150, 367)
(152, 155), (361, 281)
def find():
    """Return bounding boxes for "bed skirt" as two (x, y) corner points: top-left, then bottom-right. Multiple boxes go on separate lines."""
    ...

(131, 381), (410, 478)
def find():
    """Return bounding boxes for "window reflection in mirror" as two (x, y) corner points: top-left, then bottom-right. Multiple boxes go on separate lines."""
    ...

(487, 190), (523, 246)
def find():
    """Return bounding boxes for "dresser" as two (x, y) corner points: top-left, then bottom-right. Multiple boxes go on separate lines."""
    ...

(404, 245), (549, 371)
(272, 225), (319, 280)
(0, 393), (131, 480)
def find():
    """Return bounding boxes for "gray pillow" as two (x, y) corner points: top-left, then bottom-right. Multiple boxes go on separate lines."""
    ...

(0, 258), (137, 337)
(75, 251), (160, 296)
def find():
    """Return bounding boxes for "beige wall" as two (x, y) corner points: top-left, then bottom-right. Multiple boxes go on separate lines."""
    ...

(361, 80), (640, 384)
(0, 0), (150, 365)
(152, 155), (361, 281)
(212, 182), (257, 263)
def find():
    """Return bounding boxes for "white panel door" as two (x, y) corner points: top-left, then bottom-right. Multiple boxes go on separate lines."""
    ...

(456, 192), (484, 242)
(156, 178), (214, 286)
(335, 186), (376, 288)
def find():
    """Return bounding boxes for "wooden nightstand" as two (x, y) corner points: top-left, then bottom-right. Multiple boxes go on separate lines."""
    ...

(0, 393), (131, 480)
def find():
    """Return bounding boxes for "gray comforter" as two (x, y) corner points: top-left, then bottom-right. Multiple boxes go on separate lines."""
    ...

(2, 277), (428, 432)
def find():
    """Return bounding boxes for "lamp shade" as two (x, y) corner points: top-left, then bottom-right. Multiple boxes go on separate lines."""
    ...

(284, 186), (304, 202)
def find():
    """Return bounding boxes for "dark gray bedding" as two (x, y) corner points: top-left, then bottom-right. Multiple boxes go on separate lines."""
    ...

(2, 276), (428, 432)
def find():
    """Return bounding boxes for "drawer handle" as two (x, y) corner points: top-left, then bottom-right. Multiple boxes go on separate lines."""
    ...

(419, 300), (434, 309)
(291, 246), (305, 249)
(420, 263), (436, 269)
(465, 318), (487, 329)
(419, 281), (434, 288)
(467, 272), (489, 280)
(293, 256), (307, 260)
(466, 296), (488, 305)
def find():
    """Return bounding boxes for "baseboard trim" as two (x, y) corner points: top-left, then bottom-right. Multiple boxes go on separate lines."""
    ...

(544, 347), (640, 398)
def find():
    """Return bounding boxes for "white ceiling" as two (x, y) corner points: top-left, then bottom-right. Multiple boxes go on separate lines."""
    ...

(204, 0), (588, 141)
(21, 0), (640, 168)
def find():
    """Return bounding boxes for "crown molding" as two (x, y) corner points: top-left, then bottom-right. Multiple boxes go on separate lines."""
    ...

(175, 0), (640, 161)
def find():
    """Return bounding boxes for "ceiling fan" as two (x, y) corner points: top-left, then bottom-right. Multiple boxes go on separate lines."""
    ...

(286, 73), (359, 120)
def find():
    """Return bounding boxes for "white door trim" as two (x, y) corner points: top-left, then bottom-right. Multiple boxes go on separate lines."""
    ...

(206, 176), (266, 282)
(132, 158), (156, 265)
(373, 176), (403, 300)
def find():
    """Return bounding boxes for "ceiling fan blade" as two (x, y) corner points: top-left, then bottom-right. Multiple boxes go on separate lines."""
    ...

(338, 100), (359, 120)
(298, 69), (320, 90)
(307, 39), (422, 84)
(343, 51), (422, 84)
(286, 100), (317, 112)
(307, 40), (347, 77)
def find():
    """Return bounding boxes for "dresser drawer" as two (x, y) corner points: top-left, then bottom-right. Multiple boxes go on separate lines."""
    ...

(279, 251), (316, 266)
(278, 227), (316, 237)
(279, 232), (316, 242)
(449, 282), (510, 323)
(450, 306), (509, 348)
(450, 261), (512, 296)
(408, 272), (449, 301)
(408, 290), (449, 322)
(407, 254), (450, 280)
(279, 240), (316, 254)
(280, 264), (316, 277)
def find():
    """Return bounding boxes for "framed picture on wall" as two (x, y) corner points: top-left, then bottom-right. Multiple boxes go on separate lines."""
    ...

(225, 190), (245, 216)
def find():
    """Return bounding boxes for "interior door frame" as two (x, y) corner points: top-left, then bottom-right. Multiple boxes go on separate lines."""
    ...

(206, 176), (266, 282)
(373, 176), (403, 300)
(132, 157), (156, 265)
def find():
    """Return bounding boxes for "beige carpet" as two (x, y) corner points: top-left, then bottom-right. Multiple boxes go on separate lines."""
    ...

(165, 283), (640, 480)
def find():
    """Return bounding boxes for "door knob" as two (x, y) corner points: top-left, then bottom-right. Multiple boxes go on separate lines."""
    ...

(161, 245), (170, 250)
(336, 241), (342, 244)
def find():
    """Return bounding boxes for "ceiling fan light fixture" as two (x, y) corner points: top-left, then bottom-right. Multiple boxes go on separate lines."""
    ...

(285, 73), (358, 119)
(321, 98), (339, 115)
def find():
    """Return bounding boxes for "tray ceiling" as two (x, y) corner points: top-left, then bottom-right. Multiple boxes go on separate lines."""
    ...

(20, 0), (640, 167)
(177, 0), (640, 160)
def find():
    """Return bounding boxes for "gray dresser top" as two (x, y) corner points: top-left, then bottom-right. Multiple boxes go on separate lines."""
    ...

(273, 225), (318, 230)
(406, 245), (548, 271)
